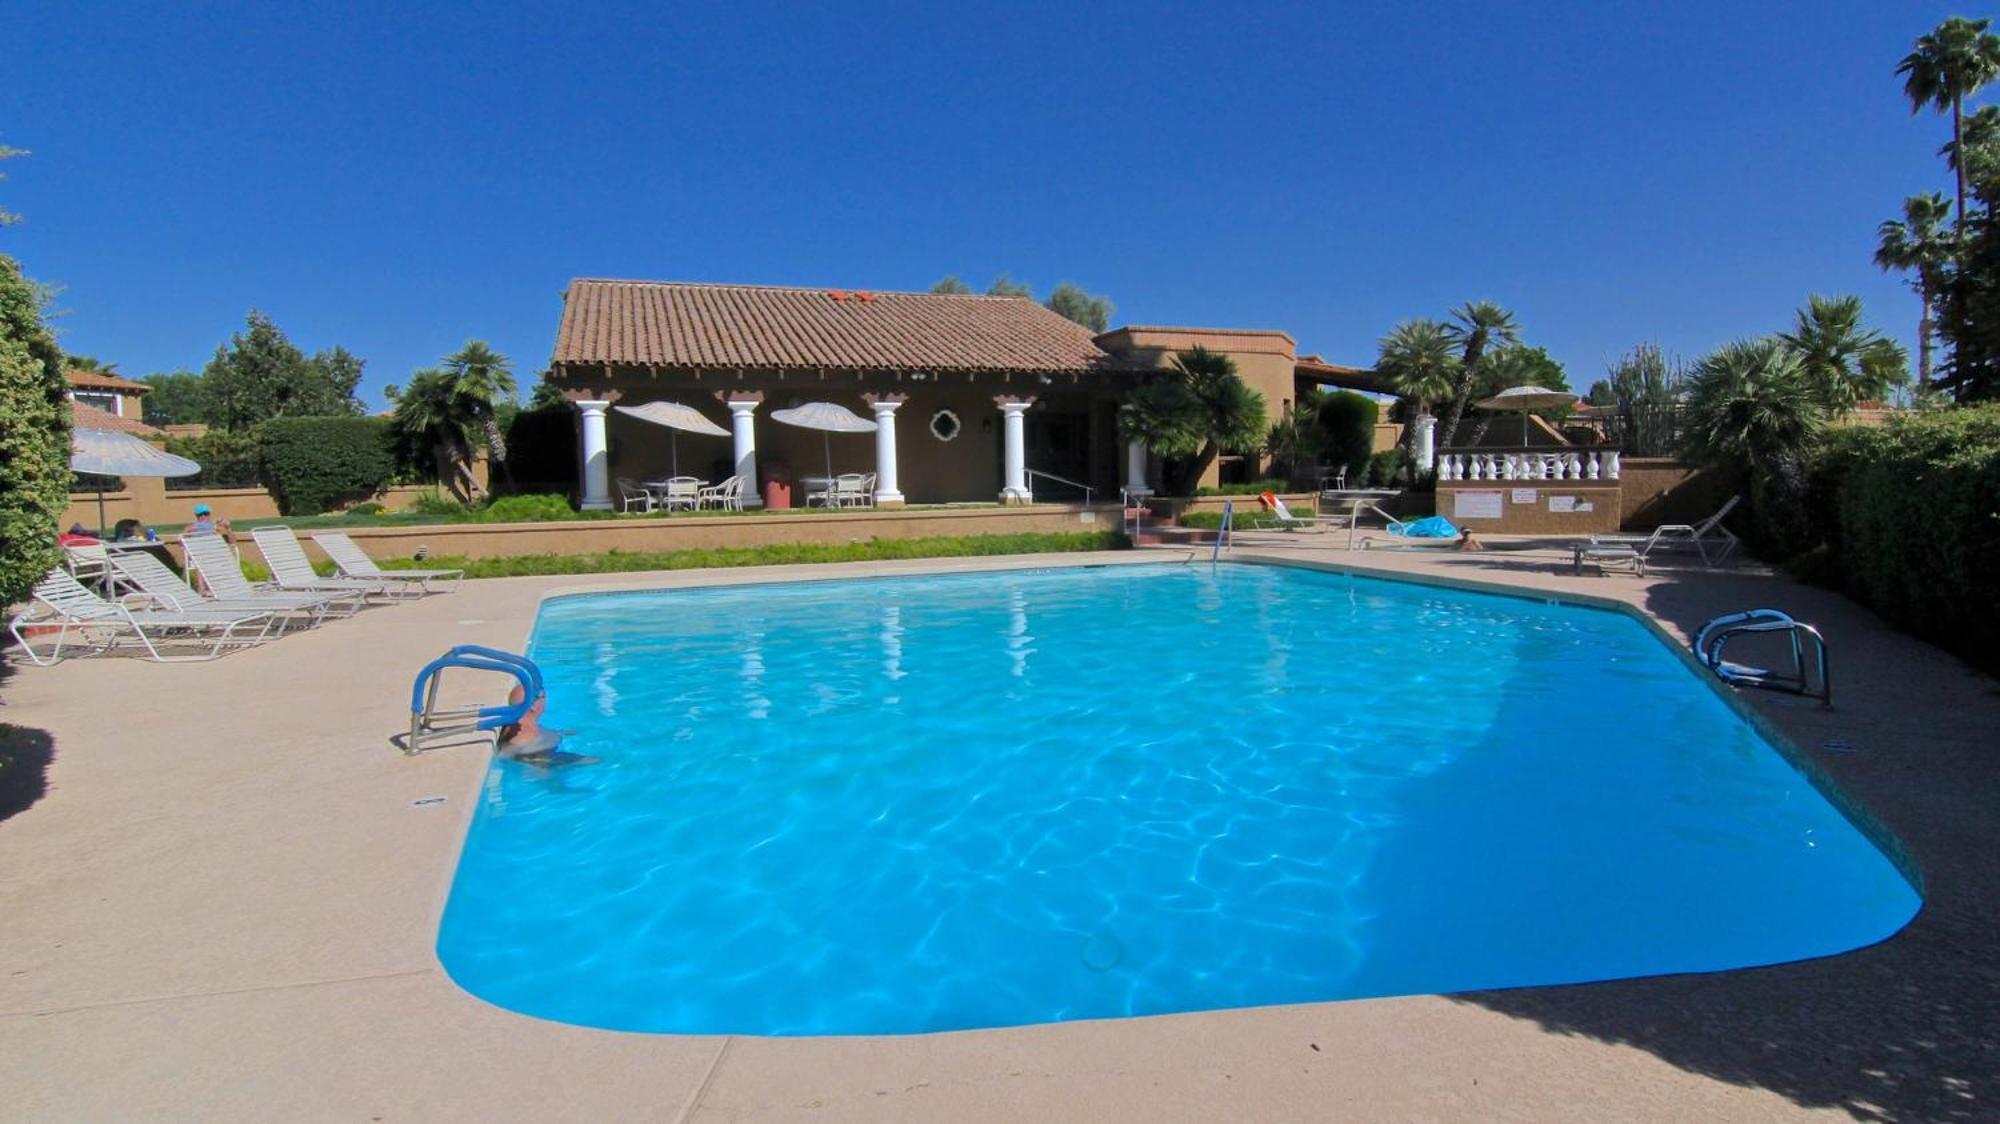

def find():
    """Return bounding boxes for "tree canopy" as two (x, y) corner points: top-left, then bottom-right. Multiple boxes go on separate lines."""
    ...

(1118, 346), (1266, 494)
(1043, 282), (1114, 333)
(139, 370), (207, 425)
(0, 252), (71, 603)
(201, 311), (364, 431)
(929, 275), (973, 295)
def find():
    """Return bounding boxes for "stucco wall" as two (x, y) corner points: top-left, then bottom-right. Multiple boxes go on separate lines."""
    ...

(1435, 482), (1623, 535)
(1617, 457), (1730, 531)
(63, 483), (446, 532)
(281, 505), (1116, 563)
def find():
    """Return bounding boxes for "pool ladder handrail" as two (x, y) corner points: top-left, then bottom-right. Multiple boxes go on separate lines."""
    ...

(1119, 487), (1147, 541)
(1211, 498), (1234, 564)
(407, 644), (545, 754)
(1693, 609), (1831, 708)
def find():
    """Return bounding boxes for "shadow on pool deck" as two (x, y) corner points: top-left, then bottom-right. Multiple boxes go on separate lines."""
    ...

(1447, 570), (2000, 1123)
(0, 655), (56, 826)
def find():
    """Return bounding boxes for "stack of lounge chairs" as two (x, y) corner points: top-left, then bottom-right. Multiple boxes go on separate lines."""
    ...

(8, 526), (462, 666)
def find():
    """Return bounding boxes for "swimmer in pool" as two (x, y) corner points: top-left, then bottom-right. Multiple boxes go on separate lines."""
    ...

(495, 684), (596, 768)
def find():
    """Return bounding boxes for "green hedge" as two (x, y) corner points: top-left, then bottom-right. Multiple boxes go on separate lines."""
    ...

(501, 406), (578, 496)
(1822, 405), (2000, 669)
(256, 416), (398, 515)
(164, 429), (264, 490)
(0, 254), (71, 604)
(1317, 391), (1378, 483)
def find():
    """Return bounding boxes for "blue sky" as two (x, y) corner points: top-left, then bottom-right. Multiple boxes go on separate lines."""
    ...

(3, 1), (1979, 407)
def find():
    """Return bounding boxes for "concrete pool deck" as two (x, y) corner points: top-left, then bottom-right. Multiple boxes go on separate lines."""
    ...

(1, 540), (1993, 1121)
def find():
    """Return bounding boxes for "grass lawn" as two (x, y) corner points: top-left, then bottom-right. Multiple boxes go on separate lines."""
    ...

(368, 531), (1129, 579)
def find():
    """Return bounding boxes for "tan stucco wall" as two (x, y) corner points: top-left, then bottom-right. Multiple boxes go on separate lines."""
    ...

(277, 505), (1116, 563)
(1435, 482), (1623, 535)
(1099, 328), (1299, 487)
(63, 483), (453, 531)
(1617, 457), (1732, 531)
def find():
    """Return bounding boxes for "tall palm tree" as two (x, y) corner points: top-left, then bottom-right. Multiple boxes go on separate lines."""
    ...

(1874, 193), (1956, 387)
(1374, 319), (1460, 471)
(1777, 295), (1909, 414)
(441, 340), (518, 488)
(1438, 301), (1519, 447)
(1683, 338), (1827, 547)
(1899, 16), (2000, 224)
(1117, 346), (1267, 494)
(388, 368), (484, 501)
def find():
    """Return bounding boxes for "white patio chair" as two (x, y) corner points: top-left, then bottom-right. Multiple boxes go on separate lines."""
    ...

(246, 526), (417, 601)
(696, 475), (745, 511)
(616, 477), (654, 513)
(311, 531), (463, 593)
(8, 568), (279, 666)
(108, 548), (355, 628)
(655, 476), (702, 512)
(831, 473), (872, 509)
(1590, 495), (1742, 567)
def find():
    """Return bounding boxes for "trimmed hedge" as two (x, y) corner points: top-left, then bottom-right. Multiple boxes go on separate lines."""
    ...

(1317, 391), (1379, 483)
(257, 416), (398, 515)
(1822, 405), (2000, 670)
(501, 406), (578, 496)
(0, 254), (71, 604)
(164, 429), (264, 490)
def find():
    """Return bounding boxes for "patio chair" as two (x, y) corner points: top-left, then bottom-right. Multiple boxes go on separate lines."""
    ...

(616, 477), (654, 513)
(246, 526), (418, 601)
(180, 532), (364, 614)
(1590, 495), (1742, 567)
(108, 548), (357, 629)
(311, 531), (464, 593)
(831, 473), (872, 509)
(696, 475), (746, 511)
(1248, 492), (1322, 532)
(8, 568), (279, 666)
(63, 541), (129, 596)
(655, 476), (702, 512)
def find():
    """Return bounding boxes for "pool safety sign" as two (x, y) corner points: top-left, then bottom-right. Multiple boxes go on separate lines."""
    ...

(1453, 491), (1503, 519)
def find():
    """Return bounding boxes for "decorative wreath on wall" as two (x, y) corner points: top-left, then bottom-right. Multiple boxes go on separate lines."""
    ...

(929, 408), (962, 442)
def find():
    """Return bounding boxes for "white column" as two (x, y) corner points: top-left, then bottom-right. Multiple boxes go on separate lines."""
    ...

(576, 400), (612, 510)
(997, 398), (1032, 503)
(1124, 439), (1152, 498)
(1413, 414), (1437, 473)
(865, 394), (906, 506)
(725, 395), (762, 508)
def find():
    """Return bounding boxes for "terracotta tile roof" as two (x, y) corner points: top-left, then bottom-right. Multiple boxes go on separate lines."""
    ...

(66, 369), (152, 393)
(551, 279), (1132, 375)
(69, 399), (166, 437)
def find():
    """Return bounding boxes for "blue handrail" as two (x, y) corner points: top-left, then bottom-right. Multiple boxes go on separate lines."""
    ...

(409, 645), (544, 732)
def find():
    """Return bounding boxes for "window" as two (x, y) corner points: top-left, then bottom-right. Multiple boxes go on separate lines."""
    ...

(71, 390), (120, 415)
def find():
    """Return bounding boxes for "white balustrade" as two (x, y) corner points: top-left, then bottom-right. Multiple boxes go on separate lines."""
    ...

(1436, 448), (1622, 485)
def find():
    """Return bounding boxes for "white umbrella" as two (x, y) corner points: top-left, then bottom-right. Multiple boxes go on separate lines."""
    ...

(1474, 384), (1579, 444)
(770, 401), (878, 478)
(613, 401), (730, 477)
(70, 427), (201, 533)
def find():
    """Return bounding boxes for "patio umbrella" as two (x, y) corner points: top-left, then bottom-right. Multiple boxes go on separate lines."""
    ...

(770, 401), (877, 478)
(1474, 384), (1579, 444)
(613, 401), (730, 477)
(70, 427), (201, 534)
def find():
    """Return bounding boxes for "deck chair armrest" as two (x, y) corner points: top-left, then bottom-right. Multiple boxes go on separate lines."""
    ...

(119, 592), (178, 612)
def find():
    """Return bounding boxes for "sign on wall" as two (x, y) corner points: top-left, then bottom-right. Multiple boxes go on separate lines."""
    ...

(1453, 491), (1504, 520)
(1511, 488), (1538, 504)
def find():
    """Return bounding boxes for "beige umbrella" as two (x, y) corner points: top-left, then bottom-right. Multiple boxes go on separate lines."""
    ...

(1474, 385), (1578, 444)
(613, 401), (730, 477)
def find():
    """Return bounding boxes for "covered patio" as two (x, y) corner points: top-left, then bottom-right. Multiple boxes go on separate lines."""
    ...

(547, 280), (1158, 509)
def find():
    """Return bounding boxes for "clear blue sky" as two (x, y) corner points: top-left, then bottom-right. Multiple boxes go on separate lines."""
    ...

(3, 1), (1979, 407)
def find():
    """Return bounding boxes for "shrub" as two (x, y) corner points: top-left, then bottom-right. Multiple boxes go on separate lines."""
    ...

(164, 429), (264, 490)
(1316, 392), (1379, 483)
(501, 406), (578, 496)
(1194, 478), (1289, 496)
(0, 253), (70, 604)
(476, 493), (577, 523)
(406, 488), (470, 517)
(1832, 404), (2000, 669)
(256, 416), (398, 515)
(346, 502), (386, 516)
(1365, 448), (1406, 486)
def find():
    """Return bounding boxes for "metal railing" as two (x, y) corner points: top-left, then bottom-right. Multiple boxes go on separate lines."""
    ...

(1693, 609), (1831, 708)
(1026, 468), (1094, 506)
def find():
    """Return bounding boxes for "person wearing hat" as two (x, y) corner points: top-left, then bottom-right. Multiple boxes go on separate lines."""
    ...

(187, 503), (231, 539)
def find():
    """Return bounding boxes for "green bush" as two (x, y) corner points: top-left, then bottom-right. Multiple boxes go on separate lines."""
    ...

(1365, 448), (1406, 486)
(1316, 391), (1379, 483)
(0, 254), (70, 604)
(476, 493), (578, 523)
(406, 488), (470, 516)
(165, 429), (264, 490)
(1830, 405), (2000, 669)
(256, 416), (398, 515)
(501, 406), (578, 496)
(346, 502), (386, 516)
(1194, 478), (1290, 496)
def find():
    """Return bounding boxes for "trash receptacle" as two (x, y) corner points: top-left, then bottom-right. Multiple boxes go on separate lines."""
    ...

(763, 479), (792, 510)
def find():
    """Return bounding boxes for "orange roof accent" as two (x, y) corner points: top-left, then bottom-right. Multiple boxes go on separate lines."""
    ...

(66, 369), (152, 393)
(551, 278), (1132, 375)
(69, 399), (166, 437)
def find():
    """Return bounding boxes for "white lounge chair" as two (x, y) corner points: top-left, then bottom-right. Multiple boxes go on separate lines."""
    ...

(181, 533), (363, 612)
(1249, 492), (1321, 532)
(1591, 495), (1742, 567)
(246, 526), (417, 601)
(696, 475), (746, 511)
(108, 548), (357, 628)
(311, 531), (463, 593)
(615, 477), (654, 513)
(8, 569), (279, 665)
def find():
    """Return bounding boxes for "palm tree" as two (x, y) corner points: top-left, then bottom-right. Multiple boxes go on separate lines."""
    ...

(1899, 16), (2000, 224)
(1683, 338), (1827, 548)
(1438, 301), (1519, 446)
(1374, 319), (1460, 472)
(1777, 295), (1910, 414)
(387, 368), (483, 501)
(1941, 103), (2000, 183)
(441, 340), (518, 488)
(1117, 346), (1267, 494)
(1874, 193), (1955, 387)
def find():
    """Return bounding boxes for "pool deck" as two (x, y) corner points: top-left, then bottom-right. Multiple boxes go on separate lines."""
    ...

(2, 536), (1994, 1121)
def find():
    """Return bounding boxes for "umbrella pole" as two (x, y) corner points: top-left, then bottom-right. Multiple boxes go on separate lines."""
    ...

(97, 488), (108, 537)
(1523, 412), (1530, 445)
(672, 433), (679, 478)
(823, 432), (832, 479)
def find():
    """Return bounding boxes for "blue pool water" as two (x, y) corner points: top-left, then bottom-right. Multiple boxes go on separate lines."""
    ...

(438, 563), (1919, 1036)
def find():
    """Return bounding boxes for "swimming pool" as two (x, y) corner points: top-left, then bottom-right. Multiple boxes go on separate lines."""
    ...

(437, 562), (1919, 1036)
